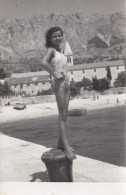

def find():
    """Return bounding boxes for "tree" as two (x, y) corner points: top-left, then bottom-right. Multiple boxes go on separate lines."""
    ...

(82, 77), (92, 90)
(70, 80), (80, 97)
(92, 77), (99, 91)
(98, 78), (110, 91)
(0, 82), (13, 96)
(0, 67), (6, 79)
(106, 66), (112, 85)
(92, 77), (109, 91)
(75, 77), (92, 90)
(114, 71), (125, 87)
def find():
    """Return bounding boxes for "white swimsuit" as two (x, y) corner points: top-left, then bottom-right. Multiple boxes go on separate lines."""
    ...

(51, 50), (70, 92)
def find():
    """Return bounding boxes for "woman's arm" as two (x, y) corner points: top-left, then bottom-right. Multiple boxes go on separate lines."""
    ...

(39, 48), (61, 79)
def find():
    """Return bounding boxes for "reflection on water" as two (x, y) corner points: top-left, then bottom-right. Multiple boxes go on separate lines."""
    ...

(0, 106), (125, 167)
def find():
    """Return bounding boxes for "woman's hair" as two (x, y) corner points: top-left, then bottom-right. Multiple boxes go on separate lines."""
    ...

(45, 26), (63, 48)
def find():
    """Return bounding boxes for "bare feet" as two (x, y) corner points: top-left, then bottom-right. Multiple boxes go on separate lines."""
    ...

(57, 137), (76, 160)
(57, 145), (75, 152)
(64, 147), (77, 160)
(69, 146), (75, 152)
(57, 144), (76, 160)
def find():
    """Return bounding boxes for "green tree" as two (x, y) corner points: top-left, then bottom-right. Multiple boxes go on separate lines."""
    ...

(76, 77), (92, 90)
(106, 66), (112, 84)
(98, 78), (110, 91)
(0, 82), (13, 96)
(70, 80), (80, 97)
(82, 77), (92, 90)
(114, 71), (125, 87)
(0, 67), (6, 79)
(92, 77), (99, 91)
(92, 77), (109, 91)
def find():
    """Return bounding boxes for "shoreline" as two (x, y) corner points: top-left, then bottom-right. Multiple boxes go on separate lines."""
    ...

(0, 93), (125, 124)
(0, 104), (125, 125)
(0, 104), (125, 167)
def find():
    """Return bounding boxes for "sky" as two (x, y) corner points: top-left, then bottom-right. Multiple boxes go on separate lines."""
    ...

(0, 0), (125, 19)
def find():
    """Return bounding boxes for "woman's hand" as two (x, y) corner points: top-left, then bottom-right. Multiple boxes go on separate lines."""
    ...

(55, 72), (65, 80)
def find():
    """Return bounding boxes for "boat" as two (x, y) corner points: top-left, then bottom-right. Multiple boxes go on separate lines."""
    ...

(68, 108), (86, 116)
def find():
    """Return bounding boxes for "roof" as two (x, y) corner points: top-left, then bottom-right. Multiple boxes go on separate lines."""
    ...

(7, 60), (124, 85)
(11, 71), (50, 78)
(67, 60), (124, 71)
(64, 42), (73, 55)
(88, 33), (110, 48)
(7, 75), (51, 85)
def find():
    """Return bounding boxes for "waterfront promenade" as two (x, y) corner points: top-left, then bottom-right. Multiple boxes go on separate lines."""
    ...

(0, 93), (126, 182)
(0, 133), (126, 182)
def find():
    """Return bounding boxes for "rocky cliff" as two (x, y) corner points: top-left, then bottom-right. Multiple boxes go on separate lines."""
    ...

(0, 12), (125, 73)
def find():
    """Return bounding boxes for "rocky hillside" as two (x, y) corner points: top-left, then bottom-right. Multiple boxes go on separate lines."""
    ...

(0, 12), (125, 73)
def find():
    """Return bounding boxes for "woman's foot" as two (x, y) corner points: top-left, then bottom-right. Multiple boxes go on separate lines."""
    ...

(64, 147), (77, 160)
(57, 144), (75, 152)
(57, 137), (76, 159)
(69, 146), (75, 152)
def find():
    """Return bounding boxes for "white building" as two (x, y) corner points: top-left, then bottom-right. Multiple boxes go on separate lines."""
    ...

(64, 42), (73, 66)
(7, 59), (125, 95)
(67, 60), (125, 85)
(6, 42), (125, 95)
(7, 71), (51, 96)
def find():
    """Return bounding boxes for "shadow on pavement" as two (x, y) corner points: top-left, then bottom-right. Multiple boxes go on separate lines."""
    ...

(30, 171), (50, 182)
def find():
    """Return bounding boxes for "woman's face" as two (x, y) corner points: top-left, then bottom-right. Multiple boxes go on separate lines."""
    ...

(50, 30), (63, 47)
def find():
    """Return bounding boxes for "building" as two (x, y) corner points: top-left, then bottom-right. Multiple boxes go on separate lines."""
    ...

(64, 42), (73, 66)
(5, 42), (125, 95)
(88, 33), (110, 48)
(7, 59), (125, 95)
(7, 71), (51, 96)
(68, 60), (125, 85)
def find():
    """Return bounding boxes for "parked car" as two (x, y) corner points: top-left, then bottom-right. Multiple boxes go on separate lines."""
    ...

(13, 103), (26, 110)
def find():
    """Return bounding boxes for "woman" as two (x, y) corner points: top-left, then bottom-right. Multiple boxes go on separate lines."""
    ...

(41, 26), (76, 160)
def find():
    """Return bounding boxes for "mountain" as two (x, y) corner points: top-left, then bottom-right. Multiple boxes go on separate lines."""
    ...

(0, 12), (125, 73)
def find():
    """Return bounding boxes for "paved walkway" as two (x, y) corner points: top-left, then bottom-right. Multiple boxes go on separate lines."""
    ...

(0, 133), (126, 182)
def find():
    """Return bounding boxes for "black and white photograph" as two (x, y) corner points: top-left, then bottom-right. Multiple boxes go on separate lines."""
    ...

(0, 0), (126, 194)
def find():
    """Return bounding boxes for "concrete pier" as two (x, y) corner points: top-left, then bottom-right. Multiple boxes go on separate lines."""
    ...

(0, 133), (126, 182)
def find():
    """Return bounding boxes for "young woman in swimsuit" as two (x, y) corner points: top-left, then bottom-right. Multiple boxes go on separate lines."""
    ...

(41, 26), (76, 160)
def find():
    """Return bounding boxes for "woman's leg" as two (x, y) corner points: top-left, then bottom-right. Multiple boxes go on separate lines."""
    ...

(55, 87), (76, 160)
(57, 87), (70, 149)
(57, 87), (74, 151)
